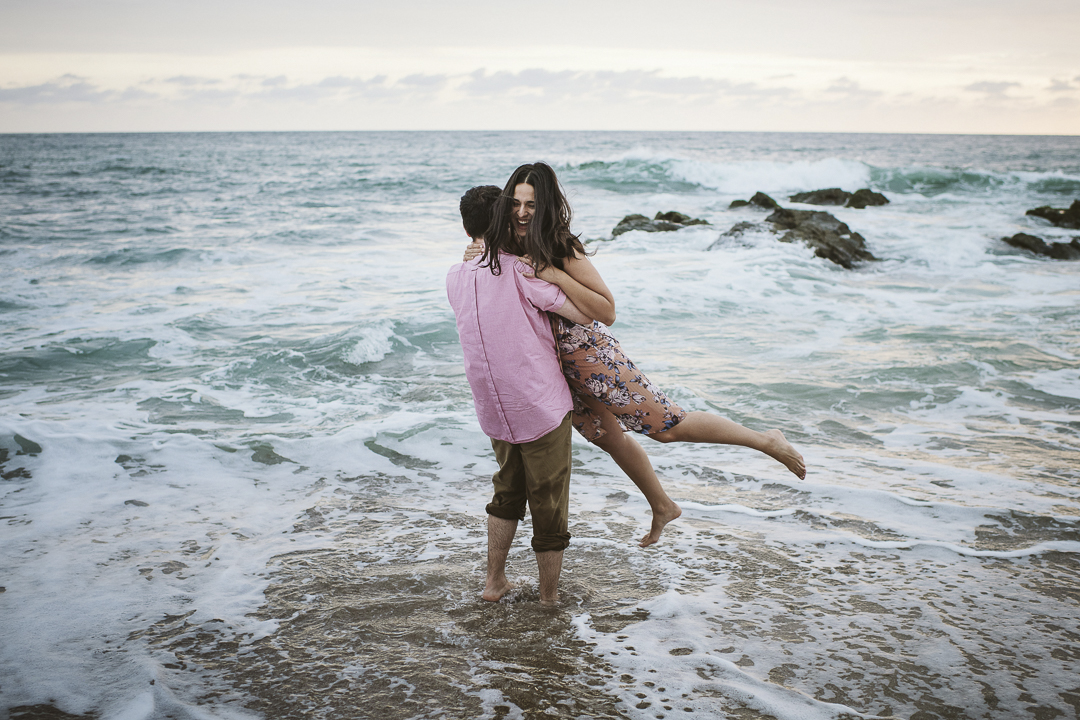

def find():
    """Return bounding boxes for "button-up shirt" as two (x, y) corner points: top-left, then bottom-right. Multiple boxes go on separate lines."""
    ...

(446, 252), (571, 443)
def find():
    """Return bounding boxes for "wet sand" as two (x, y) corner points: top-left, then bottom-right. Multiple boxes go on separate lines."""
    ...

(79, 469), (1080, 720)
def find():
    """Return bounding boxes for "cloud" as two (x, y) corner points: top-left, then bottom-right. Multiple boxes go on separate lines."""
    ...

(824, 77), (882, 97)
(0, 74), (112, 104)
(398, 73), (448, 89)
(317, 75), (388, 89)
(248, 74), (445, 102)
(0, 72), (450, 108)
(179, 87), (242, 103)
(117, 87), (159, 102)
(461, 69), (573, 96)
(459, 69), (792, 102)
(964, 81), (1020, 96)
(165, 75), (220, 86)
(626, 72), (789, 98)
(12, 67), (1076, 132)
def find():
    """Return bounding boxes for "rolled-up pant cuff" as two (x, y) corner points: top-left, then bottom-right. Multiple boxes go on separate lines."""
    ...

(531, 533), (571, 553)
(485, 503), (524, 522)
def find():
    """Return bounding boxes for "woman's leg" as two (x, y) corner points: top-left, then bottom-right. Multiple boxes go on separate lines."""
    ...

(650, 412), (806, 480)
(589, 406), (682, 547)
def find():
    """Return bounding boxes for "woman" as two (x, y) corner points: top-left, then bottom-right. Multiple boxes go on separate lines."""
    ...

(469, 162), (805, 547)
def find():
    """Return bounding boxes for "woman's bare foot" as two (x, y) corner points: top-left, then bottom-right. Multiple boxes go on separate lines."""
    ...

(482, 579), (515, 602)
(639, 501), (682, 547)
(763, 429), (806, 480)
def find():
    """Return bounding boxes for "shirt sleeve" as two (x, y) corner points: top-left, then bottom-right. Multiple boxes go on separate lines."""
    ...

(513, 259), (566, 312)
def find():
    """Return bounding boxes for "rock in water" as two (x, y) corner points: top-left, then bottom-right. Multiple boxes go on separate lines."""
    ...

(789, 188), (889, 209)
(749, 192), (780, 209)
(1002, 233), (1080, 260)
(720, 221), (759, 238)
(611, 214), (682, 236)
(789, 188), (850, 206)
(847, 188), (889, 208)
(729, 192), (780, 210)
(706, 221), (760, 250)
(654, 211), (709, 226)
(765, 208), (878, 268)
(1025, 200), (1080, 230)
(612, 211), (708, 236)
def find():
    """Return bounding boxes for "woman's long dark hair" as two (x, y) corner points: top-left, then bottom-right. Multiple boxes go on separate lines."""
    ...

(480, 162), (587, 276)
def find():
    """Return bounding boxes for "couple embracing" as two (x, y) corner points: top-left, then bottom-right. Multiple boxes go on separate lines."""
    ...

(446, 162), (805, 605)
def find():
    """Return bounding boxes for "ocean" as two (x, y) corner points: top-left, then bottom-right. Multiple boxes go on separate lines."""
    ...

(1, 131), (1078, 720)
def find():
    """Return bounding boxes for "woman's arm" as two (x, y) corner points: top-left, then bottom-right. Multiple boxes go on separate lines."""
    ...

(524, 253), (616, 326)
(552, 296), (592, 326)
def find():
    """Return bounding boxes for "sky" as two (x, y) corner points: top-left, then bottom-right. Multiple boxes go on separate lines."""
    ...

(1, 0), (1078, 134)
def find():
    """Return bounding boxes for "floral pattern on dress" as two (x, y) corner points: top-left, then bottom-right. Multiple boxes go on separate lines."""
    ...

(552, 316), (686, 442)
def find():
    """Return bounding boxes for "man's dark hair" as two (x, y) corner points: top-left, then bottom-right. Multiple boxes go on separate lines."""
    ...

(460, 185), (502, 239)
(481, 162), (586, 276)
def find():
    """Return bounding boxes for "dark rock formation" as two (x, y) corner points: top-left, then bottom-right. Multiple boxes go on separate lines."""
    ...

(789, 188), (849, 206)
(789, 188), (889, 209)
(705, 221), (759, 250)
(1026, 200), (1080, 230)
(1002, 233), (1080, 260)
(654, 211), (709, 226)
(612, 214), (681, 236)
(729, 192), (780, 210)
(720, 221), (758, 238)
(708, 210), (877, 268)
(847, 188), (889, 209)
(765, 208), (878, 268)
(612, 211), (709, 236)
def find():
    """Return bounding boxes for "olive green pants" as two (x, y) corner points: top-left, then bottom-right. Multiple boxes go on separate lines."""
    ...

(486, 412), (573, 553)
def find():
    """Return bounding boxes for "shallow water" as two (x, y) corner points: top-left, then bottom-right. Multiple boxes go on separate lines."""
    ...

(1, 131), (1079, 719)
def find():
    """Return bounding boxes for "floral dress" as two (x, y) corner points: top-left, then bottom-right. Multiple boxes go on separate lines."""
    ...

(552, 316), (686, 442)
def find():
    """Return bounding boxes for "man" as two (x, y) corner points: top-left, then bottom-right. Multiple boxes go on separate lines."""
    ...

(446, 185), (590, 605)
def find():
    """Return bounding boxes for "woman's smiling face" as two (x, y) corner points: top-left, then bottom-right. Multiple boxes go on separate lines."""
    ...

(512, 182), (535, 239)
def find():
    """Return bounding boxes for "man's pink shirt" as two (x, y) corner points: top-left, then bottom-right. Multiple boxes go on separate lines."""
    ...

(446, 252), (572, 444)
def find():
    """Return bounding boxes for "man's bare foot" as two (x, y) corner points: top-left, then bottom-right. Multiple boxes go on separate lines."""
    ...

(639, 501), (682, 547)
(482, 579), (515, 602)
(764, 429), (806, 480)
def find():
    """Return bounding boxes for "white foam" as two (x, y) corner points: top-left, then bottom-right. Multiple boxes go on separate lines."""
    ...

(848, 537), (1080, 558)
(669, 157), (872, 196)
(678, 501), (796, 518)
(1026, 367), (1080, 401)
(567, 145), (872, 197)
(343, 322), (396, 365)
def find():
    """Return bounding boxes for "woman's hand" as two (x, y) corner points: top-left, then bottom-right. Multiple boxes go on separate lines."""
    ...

(518, 255), (560, 283)
(463, 240), (484, 262)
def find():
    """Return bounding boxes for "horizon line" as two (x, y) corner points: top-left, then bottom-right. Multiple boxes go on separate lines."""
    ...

(2, 129), (1080, 138)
